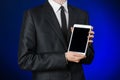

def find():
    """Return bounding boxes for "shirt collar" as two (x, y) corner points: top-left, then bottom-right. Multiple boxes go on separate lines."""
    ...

(48, 0), (68, 13)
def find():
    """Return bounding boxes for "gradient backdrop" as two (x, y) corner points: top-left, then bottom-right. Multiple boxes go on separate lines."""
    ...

(0, 0), (120, 80)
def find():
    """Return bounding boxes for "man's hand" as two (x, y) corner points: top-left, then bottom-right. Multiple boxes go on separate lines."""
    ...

(88, 27), (94, 44)
(65, 51), (86, 63)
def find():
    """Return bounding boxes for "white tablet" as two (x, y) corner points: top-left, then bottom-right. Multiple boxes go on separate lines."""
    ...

(67, 24), (92, 55)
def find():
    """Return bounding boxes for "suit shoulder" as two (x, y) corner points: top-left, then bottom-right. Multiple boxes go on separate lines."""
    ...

(69, 5), (88, 16)
(26, 4), (44, 14)
(23, 2), (48, 15)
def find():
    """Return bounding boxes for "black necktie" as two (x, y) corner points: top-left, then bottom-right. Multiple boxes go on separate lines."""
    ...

(60, 6), (68, 42)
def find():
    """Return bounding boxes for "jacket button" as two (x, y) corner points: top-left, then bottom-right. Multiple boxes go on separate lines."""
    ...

(65, 72), (71, 80)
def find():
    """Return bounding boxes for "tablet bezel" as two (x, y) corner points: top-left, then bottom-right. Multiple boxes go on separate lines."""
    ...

(67, 24), (92, 55)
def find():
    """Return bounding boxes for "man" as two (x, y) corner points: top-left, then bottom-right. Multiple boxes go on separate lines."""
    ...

(18, 0), (94, 80)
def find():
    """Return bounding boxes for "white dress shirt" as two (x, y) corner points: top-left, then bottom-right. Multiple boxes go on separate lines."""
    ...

(48, 0), (69, 27)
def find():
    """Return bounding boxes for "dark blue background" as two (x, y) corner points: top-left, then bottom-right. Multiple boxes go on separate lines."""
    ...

(0, 0), (120, 80)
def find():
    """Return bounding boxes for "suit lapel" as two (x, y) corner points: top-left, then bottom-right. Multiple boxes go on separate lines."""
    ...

(68, 6), (73, 29)
(67, 5), (74, 44)
(43, 2), (67, 49)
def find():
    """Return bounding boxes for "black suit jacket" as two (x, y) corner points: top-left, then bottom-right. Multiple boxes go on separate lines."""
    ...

(18, 2), (94, 80)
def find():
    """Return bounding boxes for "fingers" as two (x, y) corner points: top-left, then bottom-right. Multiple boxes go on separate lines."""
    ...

(91, 26), (93, 30)
(73, 54), (86, 63)
(73, 52), (85, 57)
(88, 40), (93, 43)
(88, 35), (94, 39)
(71, 27), (74, 32)
(89, 31), (95, 35)
(65, 51), (86, 63)
(88, 29), (95, 43)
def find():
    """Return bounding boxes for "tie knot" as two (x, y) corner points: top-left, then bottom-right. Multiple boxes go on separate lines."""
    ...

(60, 6), (65, 11)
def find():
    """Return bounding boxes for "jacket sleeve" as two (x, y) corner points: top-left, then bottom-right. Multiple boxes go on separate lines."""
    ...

(18, 10), (67, 72)
(81, 44), (94, 64)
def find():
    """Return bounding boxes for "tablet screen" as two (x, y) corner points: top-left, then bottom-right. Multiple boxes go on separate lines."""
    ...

(69, 27), (90, 53)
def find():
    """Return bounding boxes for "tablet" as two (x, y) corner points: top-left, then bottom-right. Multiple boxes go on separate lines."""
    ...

(67, 24), (92, 55)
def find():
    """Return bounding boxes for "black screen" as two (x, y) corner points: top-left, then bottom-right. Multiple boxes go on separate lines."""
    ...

(69, 27), (90, 53)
